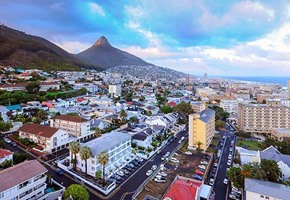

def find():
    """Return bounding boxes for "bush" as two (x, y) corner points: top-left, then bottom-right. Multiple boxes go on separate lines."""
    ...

(147, 147), (152, 152)
(131, 143), (137, 148)
(137, 146), (145, 151)
(13, 153), (28, 165)
(1, 159), (13, 169)
(236, 131), (251, 138)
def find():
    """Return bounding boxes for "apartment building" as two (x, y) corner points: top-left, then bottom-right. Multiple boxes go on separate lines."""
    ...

(188, 109), (215, 150)
(50, 115), (91, 137)
(220, 100), (238, 113)
(238, 101), (290, 133)
(108, 84), (121, 97)
(0, 82), (60, 92)
(0, 160), (48, 200)
(18, 123), (69, 153)
(73, 131), (132, 178)
(271, 128), (290, 142)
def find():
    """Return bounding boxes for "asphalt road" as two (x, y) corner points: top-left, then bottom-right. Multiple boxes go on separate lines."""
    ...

(212, 129), (236, 200)
(1, 129), (188, 200)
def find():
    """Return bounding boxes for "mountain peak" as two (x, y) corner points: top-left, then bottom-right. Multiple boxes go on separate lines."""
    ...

(93, 36), (111, 47)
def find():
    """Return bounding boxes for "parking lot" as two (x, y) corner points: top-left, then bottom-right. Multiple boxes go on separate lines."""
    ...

(136, 149), (206, 199)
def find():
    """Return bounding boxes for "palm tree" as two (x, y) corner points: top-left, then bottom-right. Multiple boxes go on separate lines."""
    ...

(195, 141), (203, 150)
(120, 109), (127, 121)
(97, 151), (109, 186)
(69, 141), (80, 170)
(80, 146), (92, 175)
(95, 127), (102, 138)
(241, 164), (252, 179)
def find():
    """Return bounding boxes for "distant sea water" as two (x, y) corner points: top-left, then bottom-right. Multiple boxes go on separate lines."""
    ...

(218, 76), (290, 87)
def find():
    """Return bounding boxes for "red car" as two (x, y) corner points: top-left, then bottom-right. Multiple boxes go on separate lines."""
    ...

(195, 170), (204, 176)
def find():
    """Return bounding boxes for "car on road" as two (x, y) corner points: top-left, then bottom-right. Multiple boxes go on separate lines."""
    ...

(127, 163), (135, 168)
(214, 162), (218, 167)
(193, 174), (202, 181)
(226, 168), (230, 172)
(55, 168), (64, 175)
(229, 147), (233, 152)
(195, 170), (204, 176)
(227, 159), (232, 166)
(136, 157), (144, 162)
(209, 178), (214, 186)
(157, 150), (162, 154)
(161, 156), (166, 161)
(123, 169), (130, 174)
(232, 187), (242, 194)
(228, 154), (232, 159)
(117, 171), (125, 176)
(146, 170), (153, 176)
(165, 152), (171, 157)
(223, 178), (228, 184)
(178, 139), (183, 144)
(4, 138), (11, 143)
(154, 178), (165, 183)
(151, 165), (157, 171)
(184, 151), (193, 155)
(11, 142), (17, 147)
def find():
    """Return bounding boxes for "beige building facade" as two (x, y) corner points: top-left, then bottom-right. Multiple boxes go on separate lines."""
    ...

(188, 109), (215, 150)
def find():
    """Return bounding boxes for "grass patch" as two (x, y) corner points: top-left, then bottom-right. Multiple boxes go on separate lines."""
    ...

(45, 91), (65, 98)
(214, 133), (222, 139)
(237, 139), (261, 151)
(180, 140), (189, 152)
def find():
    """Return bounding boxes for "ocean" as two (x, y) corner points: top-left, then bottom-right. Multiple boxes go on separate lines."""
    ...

(219, 76), (290, 87)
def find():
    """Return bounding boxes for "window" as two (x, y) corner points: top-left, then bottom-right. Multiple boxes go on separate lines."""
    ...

(260, 195), (264, 198)
(265, 197), (269, 199)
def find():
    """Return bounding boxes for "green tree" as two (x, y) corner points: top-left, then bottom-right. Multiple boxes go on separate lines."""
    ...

(0, 140), (5, 148)
(260, 159), (281, 182)
(173, 101), (194, 118)
(63, 184), (89, 200)
(1, 159), (13, 169)
(139, 96), (145, 102)
(68, 141), (80, 171)
(97, 151), (109, 186)
(25, 82), (40, 94)
(129, 116), (138, 123)
(95, 170), (102, 179)
(67, 112), (79, 116)
(120, 109), (127, 121)
(160, 105), (173, 114)
(13, 153), (28, 164)
(226, 167), (243, 188)
(95, 127), (102, 137)
(80, 146), (92, 175)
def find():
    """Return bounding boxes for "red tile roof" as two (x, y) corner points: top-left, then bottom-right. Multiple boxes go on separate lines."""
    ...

(0, 160), (47, 192)
(165, 179), (202, 200)
(167, 102), (177, 107)
(18, 123), (60, 138)
(53, 114), (88, 123)
(0, 149), (13, 159)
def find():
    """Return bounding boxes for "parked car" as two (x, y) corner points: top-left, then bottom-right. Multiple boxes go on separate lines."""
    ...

(232, 188), (242, 194)
(165, 152), (171, 157)
(229, 147), (233, 152)
(151, 165), (157, 171)
(198, 165), (206, 170)
(155, 175), (166, 180)
(195, 170), (204, 176)
(214, 162), (218, 167)
(127, 163), (135, 168)
(229, 194), (239, 200)
(199, 168), (206, 173)
(117, 171), (125, 176)
(11, 142), (17, 147)
(230, 191), (241, 197)
(227, 159), (232, 166)
(154, 178), (165, 183)
(228, 154), (232, 160)
(201, 160), (208, 165)
(193, 174), (202, 181)
(161, 157), (166, 161)
(184, 151), (193, 155)
(146, 170), (153, 176)
(136, 157), (144, 162)
(123, 169), (129, 174)
(4, 138), (11, 144)
(55, 168), (64, 175)
(157, 171), (167, 176)
(209, 178), (214, 186)
(223, 178), (228, 184)
(112, 174), (122, 180)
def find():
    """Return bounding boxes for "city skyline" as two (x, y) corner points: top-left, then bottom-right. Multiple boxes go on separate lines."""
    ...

(1, 0), (290, 76)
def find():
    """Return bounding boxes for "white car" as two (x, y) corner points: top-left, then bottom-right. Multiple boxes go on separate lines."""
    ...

(170, 158), (179, 163)
(117, 171), (124, 176)
(158, 171), (167, 176)
(201, 161), (208, 165)
(178, 140), (182, 144)
(146, 170), (153, 176)
(151, 165), (157, 171)
(226, 168), (230, 171)
(165, 152), (170, 157)
(229, 194), (239, 200)
(154, 178), (165, 183)
(232, 187), (242, 194)
(209, 178), (214, 186)
(4, 138), (11, 143)
(199, 165), (206, 169)
(185, 151), (193, 155)
(227, 159), (232, 166)
(223, 178), (228, 184)
(228, 154), (232, 159)
(214, 162), (218, 167)
(161, 157), (166, 161)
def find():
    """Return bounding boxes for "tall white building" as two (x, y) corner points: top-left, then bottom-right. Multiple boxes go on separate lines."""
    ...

(0, 160), (48, 200)
(109, 84), (121, 97)
(220, 100), (238, 113)
(73, 131), (133, 178)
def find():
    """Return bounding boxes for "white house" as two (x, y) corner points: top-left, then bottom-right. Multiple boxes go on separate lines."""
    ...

(0, 149), (13, 165)
(108, 84), (121, 97)
(50, 114), (91, 137)
(0, 106), (9, 122)
(132, 128), (154, 148)
(18, 123), (69, 153)
(0, 160), (48, 200)
(220, 100), (238, 113)
(91, 118), (111, 130)
(245, 178), (290, 200)
(73, 131), (133, 178)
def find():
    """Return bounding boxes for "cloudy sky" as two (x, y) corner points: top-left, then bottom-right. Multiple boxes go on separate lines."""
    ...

(1, 0), (290, 76)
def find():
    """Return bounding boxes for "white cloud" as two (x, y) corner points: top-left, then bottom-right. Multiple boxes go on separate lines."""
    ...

(89, 2), (105, 16)
(54, 40), (91, 54)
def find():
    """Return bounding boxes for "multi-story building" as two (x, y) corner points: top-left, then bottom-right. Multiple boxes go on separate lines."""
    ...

(18, 123), (69, 153)
(0, 82), (60, 92)
(50, 115), (91, 137)
(73, 131), (132, 178)
(220, 100), (238, 113)
(271, 128), (290, 142)
(0, 160), (48, 200)
(238, 101), (290, 133)
(188, 109), (215, 150)
(0, 149), (13, 165)
(108, 84), (121, 97)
